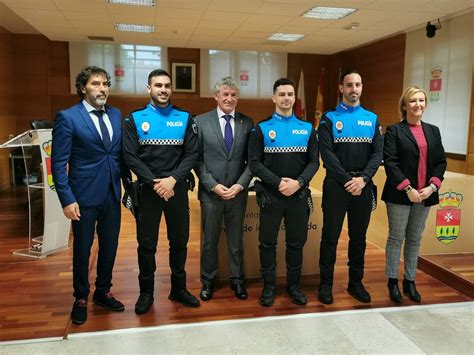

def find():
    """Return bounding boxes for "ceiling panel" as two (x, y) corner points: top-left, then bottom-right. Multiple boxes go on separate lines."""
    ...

(0, 0), (472, 54)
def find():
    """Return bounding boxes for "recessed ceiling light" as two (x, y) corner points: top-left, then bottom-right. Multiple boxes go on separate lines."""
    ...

(267, 33), (305, 42)
(107, 0), (156, 6)
(114, 23), (155, 33)
(302, 6), (357, 20)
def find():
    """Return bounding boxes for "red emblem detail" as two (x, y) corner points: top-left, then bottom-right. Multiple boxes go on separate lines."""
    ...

(430, 78), (442, 92)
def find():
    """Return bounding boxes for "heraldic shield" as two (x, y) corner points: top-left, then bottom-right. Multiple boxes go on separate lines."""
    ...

(436, 190), (463, 244)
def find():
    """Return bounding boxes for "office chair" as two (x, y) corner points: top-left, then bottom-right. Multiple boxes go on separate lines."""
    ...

(30, 120), (53, 130)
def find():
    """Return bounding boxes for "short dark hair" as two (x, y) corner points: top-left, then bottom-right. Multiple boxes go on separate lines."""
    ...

(273, 78), (295, 93)
(340, 69), (361, 84)
(75, 66), (111, 98)
(148, 69), (171, 84)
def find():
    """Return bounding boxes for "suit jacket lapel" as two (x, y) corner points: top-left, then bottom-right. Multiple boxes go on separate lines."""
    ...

(230, 112), (243, 157)
(211, 110), (228, 154)
(400, 119), (417, 146)
(106, 105), (120, 148)
(421, 121), (434, 149)
(77, 103), (104, 148)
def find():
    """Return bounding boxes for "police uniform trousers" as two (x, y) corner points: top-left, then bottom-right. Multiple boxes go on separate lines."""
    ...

(319, 177), (373, 288)
(137, 182), (189, 294)
(259, 189), (310, 286)
(72, 184), (121, 300)
(200, 191), (248, 286)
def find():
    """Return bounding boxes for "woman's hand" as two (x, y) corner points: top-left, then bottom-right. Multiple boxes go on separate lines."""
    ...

(407, 188), (422, 203)
(418, 186), (434, 200)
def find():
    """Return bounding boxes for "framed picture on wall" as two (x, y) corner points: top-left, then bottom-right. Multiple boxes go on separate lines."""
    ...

(171, 63), (196, 93)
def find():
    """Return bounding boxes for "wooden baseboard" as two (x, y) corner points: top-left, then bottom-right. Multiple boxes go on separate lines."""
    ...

(418, 256), (474, 299)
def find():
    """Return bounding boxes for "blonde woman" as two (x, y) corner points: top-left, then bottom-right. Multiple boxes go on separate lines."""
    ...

(381, 86), (446, 303)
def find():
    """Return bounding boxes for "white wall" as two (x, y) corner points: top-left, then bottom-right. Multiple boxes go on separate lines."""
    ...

(404, 11), (474, 154)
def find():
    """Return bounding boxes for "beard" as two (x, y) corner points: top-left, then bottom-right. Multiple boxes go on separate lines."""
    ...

(95, 96), (107, 106)
(345, 93), (359, 102)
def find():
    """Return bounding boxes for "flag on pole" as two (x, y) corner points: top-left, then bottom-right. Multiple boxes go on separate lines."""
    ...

(315, 68), (324, 127)
(295, 69), (306, 120)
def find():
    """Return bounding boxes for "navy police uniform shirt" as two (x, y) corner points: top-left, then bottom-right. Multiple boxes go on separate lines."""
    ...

(123, 103), (198, 186)
(318, 102), (383, 186)
(248, 112), (319, 194)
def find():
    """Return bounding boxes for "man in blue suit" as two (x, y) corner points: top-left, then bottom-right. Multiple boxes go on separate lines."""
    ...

(52, 66), (128, 325)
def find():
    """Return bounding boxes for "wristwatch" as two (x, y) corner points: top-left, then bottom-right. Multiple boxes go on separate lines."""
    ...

(430, 183), (438, 192)
(404, 185), (413, 194)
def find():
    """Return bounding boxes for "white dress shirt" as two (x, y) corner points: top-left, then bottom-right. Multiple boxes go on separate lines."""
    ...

(217, 107), (235, 139)
(82, 100), (113, 140)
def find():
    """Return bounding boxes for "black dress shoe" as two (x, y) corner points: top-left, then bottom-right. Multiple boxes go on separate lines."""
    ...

(231, 284), (248, 300)
(71, 299), (87, 325)
(135, 293), (154, 314)
(93, 291), (125, 311)
(169, 289), (200, 307)
(259, 284), (276, 307)
(318, 285), (333, 305)
(387, 281), (402, 304)
(347, 284), (371, 303)
(200, 284), (214, 301)
(403, 279), (421, 303)
(286, 286), (307, 305)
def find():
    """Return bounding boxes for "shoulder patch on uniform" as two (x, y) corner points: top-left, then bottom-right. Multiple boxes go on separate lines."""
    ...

(141, 121), (150, 132)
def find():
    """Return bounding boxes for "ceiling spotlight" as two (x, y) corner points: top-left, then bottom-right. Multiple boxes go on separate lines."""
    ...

(426, 19), (441, 38)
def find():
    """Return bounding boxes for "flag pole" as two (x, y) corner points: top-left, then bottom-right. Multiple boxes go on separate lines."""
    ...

(315, 67), (324, 128)
(337, 67), (342, 105)
(295, 68), (306, 120)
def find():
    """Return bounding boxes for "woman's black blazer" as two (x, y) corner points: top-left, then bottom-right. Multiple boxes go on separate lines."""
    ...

(381, 119), (447, 207)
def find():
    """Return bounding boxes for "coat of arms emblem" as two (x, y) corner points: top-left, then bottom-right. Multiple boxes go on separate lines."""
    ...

(435, 190), (463, 244)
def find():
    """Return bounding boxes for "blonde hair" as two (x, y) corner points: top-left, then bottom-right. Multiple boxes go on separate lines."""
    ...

(398, 86), (428, 120)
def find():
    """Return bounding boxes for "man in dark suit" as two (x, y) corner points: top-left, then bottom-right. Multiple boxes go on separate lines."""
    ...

(52, 66), (128, 325)
(195, 76), (254, 301)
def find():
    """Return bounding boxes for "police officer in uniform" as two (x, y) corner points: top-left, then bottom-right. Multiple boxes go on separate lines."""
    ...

(249, 78), (319, 307)
(123, 69), (200, 314)
(317, 69), (383, 305)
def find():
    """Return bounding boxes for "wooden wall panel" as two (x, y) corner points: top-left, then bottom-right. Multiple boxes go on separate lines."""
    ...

(0, 30), (14, 117)
(11, 34), (51, 132)
(328, 34), (406, 131)
(48, 41), (70, 96)
(0, 28), (16, 190)
(287, 53), (331, 125)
